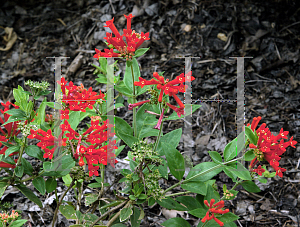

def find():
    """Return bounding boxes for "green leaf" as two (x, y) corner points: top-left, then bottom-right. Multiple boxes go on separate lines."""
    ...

(157, 197), (188, 211)
(117, 131), (139, 148)
(226, 162), (252, 180)
(46, 178), (57, 193)
(241, 181), (261, 192)
(45, 102), (55, 108)
(59, 205), (77, 219)
(115, 116), (133, 136)
(158, 161), (168, 179)
(157, 128), (182, 156)
(189, 208), (207, 219)
(224, 131), (246, 162)
(218, 212), (240, 223)
(100, 201), (122, 210)
(115, 83), (134, 97)
(96, 74), (108, 84)
(245, 126), (257, 145)
(21, 158), (33, 175)
(186, 162), (223, 182)
(161, 217), (191, 227)
(257, 177), (267, 183)
(0, 182), (8, 198)
(136, 103), (158, 139)
(124, 58), (140, 92)
(15, 184), (43, 207)
(148, 197), (155, 206)
(162, 142), (185, 181)
(35, 98), (47, 125)
(14, 166), (24, 178)
(120, 207), (133, 222)
(223, 167), (238, 182)
(176, 196), (202, 211)
(244, 149), (255, 161)
(13, 85), (29, 111)
(181, 181), (207, 195)
(32, 177), (46, 195)
(209, 151), (222, 164)
(167, 104), (201, 120)
(0, 155), (15, 165)
(88, 182), (102, 188)
(25, 145), (44, 161)
(115, 145), (125, 157)
(205, 184), (220, 203)
(5, 145), (20, 158)
(68, 111), (81, 130)
(130, 206), (141, 227)
(9, 219), (28, 227)
(4, 109), (27, 118)
(62, 174), (72, 186)
(134, 48), (150, 58)
(85, 194), (98, 206)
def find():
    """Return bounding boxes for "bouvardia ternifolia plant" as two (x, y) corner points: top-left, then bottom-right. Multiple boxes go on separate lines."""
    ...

(0, 14), (297, 227)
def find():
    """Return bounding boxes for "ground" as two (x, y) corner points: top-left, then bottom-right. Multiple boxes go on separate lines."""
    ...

(0, 0), (300, 226)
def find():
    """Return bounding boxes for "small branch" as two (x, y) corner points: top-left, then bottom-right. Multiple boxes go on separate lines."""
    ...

(165, 191), (193, 197)
(106, 201), (131, 227)
(89, 200), (128, 227)
(52, 181), (75, 227)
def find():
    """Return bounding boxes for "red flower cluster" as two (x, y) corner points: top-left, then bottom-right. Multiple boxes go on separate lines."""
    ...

(58, 78), (105, 113)
(28, 116), (118, 176)
(28, 128), (66, 159)
(201, 199), (229, 226)
(133, 72), (195, 118)
(0, 102), (21, 169)
(93, 14), (149, 60)
(72, 118), (118, 176)
(247, 116), (297, 177)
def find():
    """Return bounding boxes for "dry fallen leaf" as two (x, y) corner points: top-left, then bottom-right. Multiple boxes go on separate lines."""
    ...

(0, 27), (17, 51)
(161, 208), (185, 219)
(217, 33), (228, 42)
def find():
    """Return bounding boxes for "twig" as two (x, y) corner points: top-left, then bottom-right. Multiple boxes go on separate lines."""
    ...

(89, 200), (128, 227)
(52, 181), (75, 227)
(279, 21), (300, 33)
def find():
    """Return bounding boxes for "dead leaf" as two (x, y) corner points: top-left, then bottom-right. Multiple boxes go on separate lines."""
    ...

(161, 208), (185, 219)
(0, 27), (17, 51)
(217, 33), (227, 42)
(195, 135), (211, 146)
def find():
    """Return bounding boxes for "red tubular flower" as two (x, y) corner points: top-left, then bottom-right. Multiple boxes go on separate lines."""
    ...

(166, 103), (185, 117)
(201, 199), (229, 226)
(247, 116), (297, 177)
(124, 14), (134, 30)
(104, 18), (120, 36)
(128, 100), (150, 110)
(94, 14), (149, 60)
(154, 108), (165, 130)
(0, 159), (17, 169)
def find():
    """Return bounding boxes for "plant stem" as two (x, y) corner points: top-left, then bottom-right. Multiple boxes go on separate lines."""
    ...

(89, 200), (129, 227)
(12, 138), (27, 179)
(52, 180), (75, 227)
(130, 64), (137, 137)
(166, 191), (193, 197)
(163, 156), (244, 194)
(106, 200), (132, 227)
(20, 170), (45, 183)
(153, 104), (163, 153)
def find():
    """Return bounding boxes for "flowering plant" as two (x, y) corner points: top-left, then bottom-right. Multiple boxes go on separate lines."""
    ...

(0, 14), (297, 227)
